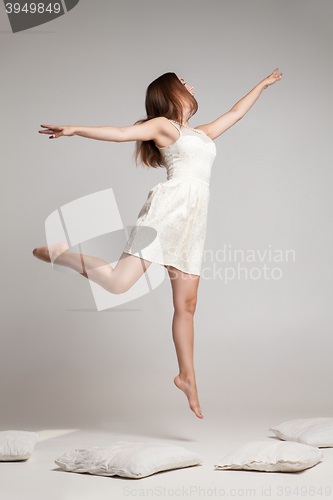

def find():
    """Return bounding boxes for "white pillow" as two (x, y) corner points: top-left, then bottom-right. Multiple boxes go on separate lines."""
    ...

(0, 430), (39, 461)
(55, 441), (204, 479)
(269, 417), (333, 448)
(214, 440), (323, 472)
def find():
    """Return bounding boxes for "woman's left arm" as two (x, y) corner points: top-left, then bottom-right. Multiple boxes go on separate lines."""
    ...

(197, 68), (283, 140)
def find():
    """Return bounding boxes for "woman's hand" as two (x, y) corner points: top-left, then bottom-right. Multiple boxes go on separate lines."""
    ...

(39, 124), (76, 139)
(262, 68), (283, 89)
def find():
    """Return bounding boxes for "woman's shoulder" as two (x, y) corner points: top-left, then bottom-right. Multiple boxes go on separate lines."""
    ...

(138, 116), (169, 132)
(153, 116), (173, 129)
(148, 116), (180, 134)
(151, 117), (181, 149)
(146, 116), (169, 124)
(193, 125), (209, 134)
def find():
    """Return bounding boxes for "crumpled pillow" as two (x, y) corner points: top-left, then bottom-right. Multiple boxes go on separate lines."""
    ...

(55, 441), (204, 479)
(0, 430), (39, 461)
(214, 440), (323, 472)
(269, 417), (333, 447)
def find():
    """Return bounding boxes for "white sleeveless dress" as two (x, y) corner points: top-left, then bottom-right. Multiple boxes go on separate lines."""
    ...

(123, 119), (217, 275)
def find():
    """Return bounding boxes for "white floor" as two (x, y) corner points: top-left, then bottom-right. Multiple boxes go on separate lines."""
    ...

(2, 415), (333, 500)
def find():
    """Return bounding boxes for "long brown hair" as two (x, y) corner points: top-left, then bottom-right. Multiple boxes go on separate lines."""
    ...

(133, 72), (198, 169)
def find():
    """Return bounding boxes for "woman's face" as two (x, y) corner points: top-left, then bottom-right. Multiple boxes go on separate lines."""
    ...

(177, 75), (194, 96)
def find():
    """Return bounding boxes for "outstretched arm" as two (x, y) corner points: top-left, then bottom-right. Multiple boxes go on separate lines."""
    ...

(197, 68), (283, 140)
(39, 117), (169, 142)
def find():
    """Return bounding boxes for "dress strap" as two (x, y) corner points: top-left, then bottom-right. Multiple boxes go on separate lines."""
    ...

(168, 119), (182, 136)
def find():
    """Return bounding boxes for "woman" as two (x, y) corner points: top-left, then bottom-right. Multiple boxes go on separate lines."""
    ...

(33, 69), (282, 419)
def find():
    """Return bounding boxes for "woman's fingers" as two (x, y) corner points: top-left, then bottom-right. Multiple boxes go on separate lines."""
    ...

(39, 125), (55, 133)
(270, 69), (279, 77)
(40, 125), (62, 131)
(39, 125), (64, 137)
(40, 125), (58, 131)
(269, 68), (282, 81)
(39, 125), (75, 138)
(273, 69), (282, 78)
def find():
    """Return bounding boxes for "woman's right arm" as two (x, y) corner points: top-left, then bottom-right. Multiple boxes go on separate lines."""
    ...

(39, 117), (169, 142)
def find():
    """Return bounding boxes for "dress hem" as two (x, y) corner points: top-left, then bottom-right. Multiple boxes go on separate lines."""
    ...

(122, 251), (201, 277)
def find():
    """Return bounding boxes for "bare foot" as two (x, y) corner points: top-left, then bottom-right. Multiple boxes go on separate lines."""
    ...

(174, 374), (203, 419)
(32, 242), (69, 264)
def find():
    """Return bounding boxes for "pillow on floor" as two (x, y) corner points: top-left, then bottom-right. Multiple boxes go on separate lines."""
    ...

(0, 430), (39, 461)
(55, 441), (204, 479)
(269, 417), (333, 447)
(214, 440), (323, 472)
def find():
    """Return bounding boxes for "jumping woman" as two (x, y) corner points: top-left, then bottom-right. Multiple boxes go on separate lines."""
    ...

(33, 69), (282, 419)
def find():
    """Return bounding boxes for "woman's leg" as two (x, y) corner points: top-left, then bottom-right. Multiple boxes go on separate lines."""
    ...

(166, 265), (203, 419)
(32, 242), (152, 294)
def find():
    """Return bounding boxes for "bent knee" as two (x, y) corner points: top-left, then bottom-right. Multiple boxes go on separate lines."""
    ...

(110, 284), (130, 295)
(103, 271), (134, 295)
(104, 280), (131, 295)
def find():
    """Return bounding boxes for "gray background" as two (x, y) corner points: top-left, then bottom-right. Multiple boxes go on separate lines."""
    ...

(1, 0), (333, 436)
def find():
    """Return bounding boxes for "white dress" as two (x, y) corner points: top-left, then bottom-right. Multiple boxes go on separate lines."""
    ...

(123, 119), (217, 275)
